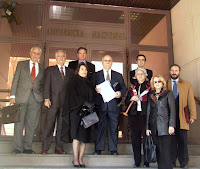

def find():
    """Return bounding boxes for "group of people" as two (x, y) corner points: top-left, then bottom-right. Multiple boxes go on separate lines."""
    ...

(10, 46), (196, 169)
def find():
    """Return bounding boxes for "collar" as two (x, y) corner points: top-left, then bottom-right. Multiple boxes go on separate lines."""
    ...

(30, 59), (38, 65)
(78, 60), (87, 64)
(57, 64), (65, 69)
(103, 68), (111, 74)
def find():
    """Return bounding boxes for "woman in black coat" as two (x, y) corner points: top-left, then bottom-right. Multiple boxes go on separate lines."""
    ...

(125, 67), (150, 168)
(146, 75), (176, 169)
(62, 63), (96, 168)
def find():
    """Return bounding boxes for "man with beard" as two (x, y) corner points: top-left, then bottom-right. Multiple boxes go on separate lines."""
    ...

(167, 64), (197, 168)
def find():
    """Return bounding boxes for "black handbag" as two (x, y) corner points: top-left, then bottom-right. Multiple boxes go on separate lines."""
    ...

(0, 104), (21, 124)
(144, 135), (157, 163)
(81, 111), (99, 129)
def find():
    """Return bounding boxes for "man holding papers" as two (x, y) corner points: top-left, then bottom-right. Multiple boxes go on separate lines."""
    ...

(93, 55), (127, 155)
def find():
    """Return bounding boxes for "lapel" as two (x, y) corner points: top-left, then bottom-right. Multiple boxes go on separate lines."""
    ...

(34, 63), (42, 81)
(24, 60), (32, 81)
(97, 70), (105, 84)
(110, 70), (115, 88)
(54, 65), (64, 83)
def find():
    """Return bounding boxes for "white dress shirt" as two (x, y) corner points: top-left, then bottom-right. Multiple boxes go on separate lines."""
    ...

(103, 69), (111, 81)
(57, 64), (65, 75)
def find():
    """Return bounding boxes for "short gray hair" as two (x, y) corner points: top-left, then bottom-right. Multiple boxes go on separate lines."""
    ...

(30, 46), (42, 54)
(135, 67), (148, 77)
(55, 50), (66, 58)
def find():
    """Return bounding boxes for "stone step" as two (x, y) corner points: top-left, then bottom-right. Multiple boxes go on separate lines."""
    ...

(0, 154), (200, 169)
(1, 141), (200, 155)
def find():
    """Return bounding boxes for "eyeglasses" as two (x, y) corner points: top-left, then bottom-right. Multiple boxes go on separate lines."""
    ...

(137, 59), (145, 61)
(31, 52), (41, 56)
(57, 55), (66, 58)
(103, 60), (112, 62)
(154, 81), (162, 84)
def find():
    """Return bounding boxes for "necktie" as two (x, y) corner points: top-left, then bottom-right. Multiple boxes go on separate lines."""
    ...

(60, 67), (64, 80)
(173, 81), (178, 98)
(106, 71), (110, 81)
(31, 63), (35, 81)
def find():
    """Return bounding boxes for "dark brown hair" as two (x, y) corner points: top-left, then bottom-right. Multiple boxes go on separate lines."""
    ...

(75, 62), (88, 75)
(77, 47), (87, 54)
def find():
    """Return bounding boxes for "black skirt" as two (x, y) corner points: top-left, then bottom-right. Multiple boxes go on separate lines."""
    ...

(70, 106), (96, 143)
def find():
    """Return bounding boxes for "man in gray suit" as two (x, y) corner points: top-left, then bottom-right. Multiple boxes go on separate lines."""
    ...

(41, 50), (74, 154)
(10, 46), (45, 154)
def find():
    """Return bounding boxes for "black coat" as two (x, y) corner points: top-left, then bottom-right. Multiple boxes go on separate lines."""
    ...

(125, 81), (150, 115)
(146, 88), (176, 136)
(130, 69), (153, 85)
(94, 70), (127, 112)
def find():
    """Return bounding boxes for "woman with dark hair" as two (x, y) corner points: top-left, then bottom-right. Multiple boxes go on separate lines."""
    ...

(62, 63), (96, 168)
(146, 75), (176, 169)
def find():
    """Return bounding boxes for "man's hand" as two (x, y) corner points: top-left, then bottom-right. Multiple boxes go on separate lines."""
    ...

(95, 88), (101, 94)
(10, 98), (15, 105)
(146, 130), (151, 136)
(115, 91), (121, 98)
(44, 99), (51, 108)
(130, 96), (139, 102)
(190, 118), (194, 124)
(168, 126), (175, 135)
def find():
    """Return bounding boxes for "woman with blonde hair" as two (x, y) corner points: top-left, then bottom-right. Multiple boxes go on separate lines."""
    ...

(146, 75), (176, 169)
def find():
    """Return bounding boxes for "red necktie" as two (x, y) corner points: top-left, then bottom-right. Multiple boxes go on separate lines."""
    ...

(31, 63), (35, 81)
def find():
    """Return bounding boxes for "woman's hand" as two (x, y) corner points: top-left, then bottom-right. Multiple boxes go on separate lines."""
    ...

(130, 96), (139, 102)
(168, 126), (175, 135)
(146, 130), (151, 136)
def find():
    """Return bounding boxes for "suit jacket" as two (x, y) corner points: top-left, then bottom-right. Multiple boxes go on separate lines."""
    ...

(43, 65), (74, 108)
(94, 70), (127, 112)
(167, 78), (197, 130)
(130, 68), (153, 84)
(68, 60), (95, 74)
(10, 60), (45, 103)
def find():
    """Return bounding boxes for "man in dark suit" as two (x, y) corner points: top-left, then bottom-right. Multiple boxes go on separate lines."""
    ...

(10, 46), (45, 154)
(41, 50), (74, 154)
(93, 55), (127, 155)
(130, 54), (153, 84)
(68, 47), (95, 80)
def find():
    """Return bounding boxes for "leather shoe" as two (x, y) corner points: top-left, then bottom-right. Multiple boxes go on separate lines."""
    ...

(144, 163), (149, 167)
(172, 162), (176, 167)
(41, 150), (48, 154)
(72, 161), (79, 168)
(180, 164), (188, 168)
(55, 150), (66, 154)
(79, 164), (86, 168)
(23, 149), (35, 154)
(93, 150), (101, 155)
(134, 163), (140, 167)
(110, 151), (118, 155)
(12, 149), (22, 154)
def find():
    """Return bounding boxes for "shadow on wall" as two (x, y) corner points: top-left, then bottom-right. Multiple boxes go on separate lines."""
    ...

(188, 103), (200, 144)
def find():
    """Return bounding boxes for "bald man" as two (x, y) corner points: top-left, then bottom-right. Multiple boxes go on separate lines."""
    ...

(93, 55), (127, 155)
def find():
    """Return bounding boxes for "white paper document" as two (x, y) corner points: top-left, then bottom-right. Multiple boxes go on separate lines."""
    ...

(96, 81), (117, 103)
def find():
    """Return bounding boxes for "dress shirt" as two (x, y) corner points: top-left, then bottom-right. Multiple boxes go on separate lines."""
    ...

(171, 78), (179, 94)
(30, 60), (39, 77)
(57, 64), (65, 76)
(103, 69), (111, 81)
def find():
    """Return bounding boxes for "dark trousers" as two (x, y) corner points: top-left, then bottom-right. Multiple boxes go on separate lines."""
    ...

(171, 129), (189, 166)
(42, 107), (63, 151)
(95, 110), (119, 152)
(129, 114), (147, 165)
(153, 135), (172, 169)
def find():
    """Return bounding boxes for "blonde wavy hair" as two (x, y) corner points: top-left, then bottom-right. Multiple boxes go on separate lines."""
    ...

(150, 75), (166, 90)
